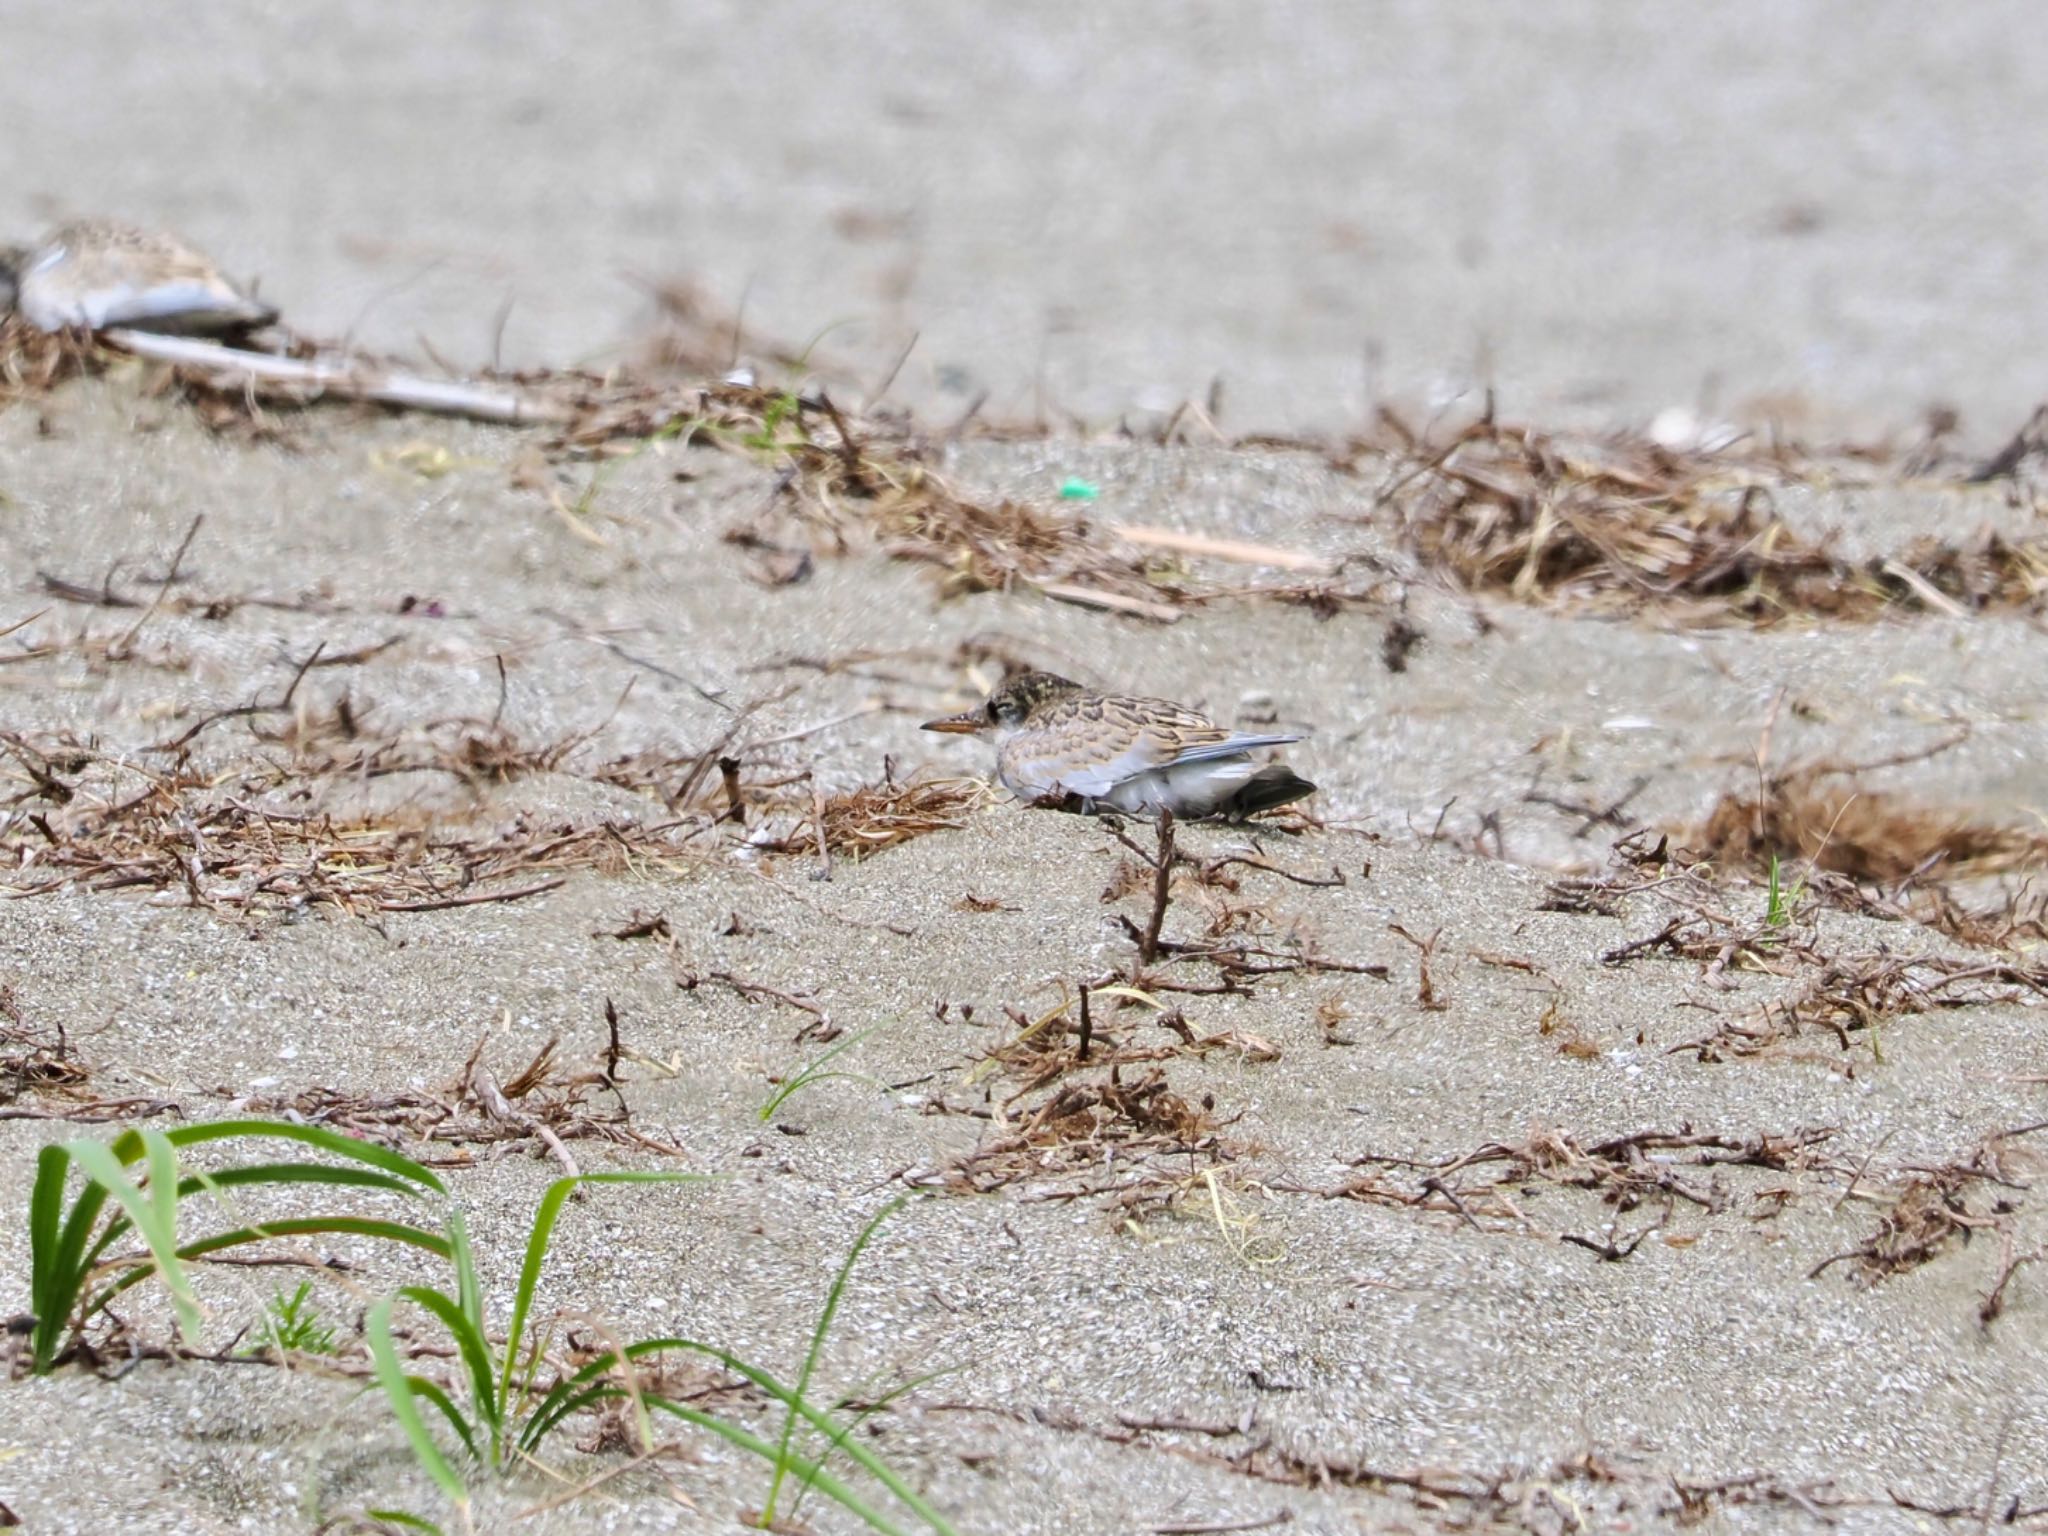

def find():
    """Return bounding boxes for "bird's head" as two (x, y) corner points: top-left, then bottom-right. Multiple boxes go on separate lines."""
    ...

(921, 671), (1082, 737)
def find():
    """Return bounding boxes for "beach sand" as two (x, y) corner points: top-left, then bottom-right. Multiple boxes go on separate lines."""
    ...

(5, 6), (2048, 1533)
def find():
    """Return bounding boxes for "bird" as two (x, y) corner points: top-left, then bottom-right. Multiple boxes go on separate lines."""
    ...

(922, 671), (1315, 820)
(0, 219), (278, 336)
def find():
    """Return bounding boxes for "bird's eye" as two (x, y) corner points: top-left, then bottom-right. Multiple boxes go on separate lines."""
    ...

(987, 700), (1003, 722)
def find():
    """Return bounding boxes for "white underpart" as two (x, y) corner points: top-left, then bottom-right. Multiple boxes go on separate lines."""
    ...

(22, 277), (245, 332)
(15, 245), (261, 333)
(995, 725), (1299, 816)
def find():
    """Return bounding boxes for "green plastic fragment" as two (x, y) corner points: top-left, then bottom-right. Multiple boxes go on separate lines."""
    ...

(1058, 478), (1099, 500)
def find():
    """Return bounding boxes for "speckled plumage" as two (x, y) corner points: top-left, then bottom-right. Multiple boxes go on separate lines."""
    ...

(922, 671), (1315, 820)
(1, 219), (277, 335)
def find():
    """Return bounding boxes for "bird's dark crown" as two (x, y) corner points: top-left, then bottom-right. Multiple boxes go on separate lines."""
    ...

(985, 670), (1084, 726)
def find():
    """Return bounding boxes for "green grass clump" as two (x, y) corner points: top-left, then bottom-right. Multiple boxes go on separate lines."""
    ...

(1763, 852), (1802, 930)
(19, 1121), (955, 1533)
(368, 1184), (954, 1536)
(25, 1120), (449, 1375)
(757, 1022), (885, 1123)
(246, 1279), (342, 1357)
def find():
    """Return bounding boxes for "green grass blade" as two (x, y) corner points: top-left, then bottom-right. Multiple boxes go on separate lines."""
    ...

(185, 1215), (452, 1258)
(159, 1120), (446, 1194)
(62, 1137), (202, 1347)
(439, 1213), (503, 1468)
(367, 1297), (471, 1517)
(83, 1216), (452, 1324)
(500, 1173), (702, 1410)
(74, 1190), (135, 1281)
(366, 1512), (446, 1536)
(793, 316), (859, 370)
(173, 1163), (422, 1200)
(791, 1369), (957, 1524)
(644, 1393), (910, 1536)
(763, 1197), (906, 1524)
(401, 1375), (483, 1465)
(29, 1122), (440, 1376)
(40, 1174), (116, 1370)
(27, 1144), (75, 1371)
(27, 1145), (67, 1325)
(600, 1338), (958, 1535)
(141, 1130), (180, 1246)
(397, 1285), (500, 1452)
(518, 1380), (618, 1455)
(528, 1368), (921, 1536)
(759, 1023), (887, 1122)
(445, 1210), (483, 1340)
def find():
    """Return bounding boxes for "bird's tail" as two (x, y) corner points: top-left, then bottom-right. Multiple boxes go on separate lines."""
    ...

(146, 288), (279, 337)
(1229, 764), (1316, 818)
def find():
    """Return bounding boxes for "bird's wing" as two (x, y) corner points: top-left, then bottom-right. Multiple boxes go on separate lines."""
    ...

(1049, 728), (1299, 799)
(1159, 731), (1302, 766)
(80, 279), (264, 330)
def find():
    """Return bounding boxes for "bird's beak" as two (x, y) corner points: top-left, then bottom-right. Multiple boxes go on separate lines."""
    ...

(921, 710), (987, 735)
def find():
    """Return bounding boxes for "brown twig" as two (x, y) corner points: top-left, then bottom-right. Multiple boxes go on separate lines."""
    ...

(107, 514), (203, 662)
(152, 641), (327, 753)
(1387, 923), (1448, 1010)
(377, 878), (568, 913)
(1139, 810), (1177, 965)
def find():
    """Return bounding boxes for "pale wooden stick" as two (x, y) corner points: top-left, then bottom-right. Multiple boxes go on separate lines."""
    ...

(1035, 580), (1184, 623)
(101, 329), (573, 426)
(1879, 558), (1970, 619)
(1114, 524), (1335, 575)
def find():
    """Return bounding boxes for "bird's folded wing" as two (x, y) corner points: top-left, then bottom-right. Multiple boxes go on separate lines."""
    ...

(1160, 731), (1302, 765)
(73, 279), (261, 330)
(1034, 720), (1300, 801)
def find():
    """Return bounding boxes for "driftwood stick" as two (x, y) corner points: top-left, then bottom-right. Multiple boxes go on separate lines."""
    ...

(1035, 580), (1184, 623)
(101, 329), (573, 426)
(1115, 524), (1335, 575)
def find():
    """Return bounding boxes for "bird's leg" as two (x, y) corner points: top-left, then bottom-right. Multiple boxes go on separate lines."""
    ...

(1029, 780), (1095, 815)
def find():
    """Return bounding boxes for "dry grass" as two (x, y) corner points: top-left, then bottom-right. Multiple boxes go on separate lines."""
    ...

(1548, 745), (2048, 957)
(1695, 760), (2048, 884)
(751, 771), (992, 862)
(929, 1063), (1241, 1201)
(0, 728), (710, 915)
(27, 321), (2048, 632)
(5, 324), (1389, 623)
(537, 371), (1224, 617)
(1097, 816), (1385, 997)
(1383, 411), (2048, 623)
(1552, 832), (2048, 1064)
(0, 316), (103, 401)
(962, 1398), (1873, 1527)
(1307, 1124), (1845, 1234)
(1814, 1173), (1980, 1282)
(0, 984), (91, 1104)
(239, 1023), (684, 1168)
(1811, 1120), (2047, 1290)
(2, 773), (693, 914)
(914, 979), (1278, 1206)
(1673, 951), (2048, 1064)
(1686, 736), (2048, 949)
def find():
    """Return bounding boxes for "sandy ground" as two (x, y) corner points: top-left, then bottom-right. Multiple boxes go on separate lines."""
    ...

(5, 6), (2048, 1533)
(9, 3), (2048, 436)
(0, 388), (2044, 1533)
